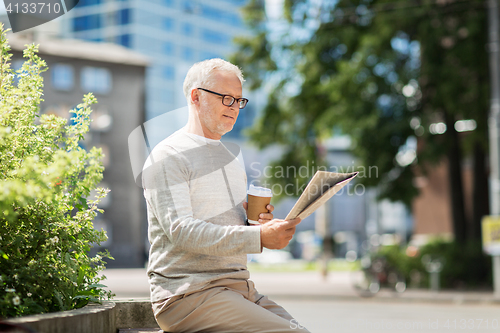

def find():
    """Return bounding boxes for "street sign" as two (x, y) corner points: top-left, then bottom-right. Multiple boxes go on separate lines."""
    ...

(482, 216), (500, 255)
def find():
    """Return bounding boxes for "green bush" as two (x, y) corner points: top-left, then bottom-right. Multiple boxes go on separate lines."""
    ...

(0, 27), (113, 318)
(376, 240), (492, 290)
(376, 244), (422, 283)
(418, 240), (491, 289)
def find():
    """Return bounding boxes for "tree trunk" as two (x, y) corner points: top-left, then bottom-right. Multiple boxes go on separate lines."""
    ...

(471, 142), (490, 241)
(445, 112), (467, 243)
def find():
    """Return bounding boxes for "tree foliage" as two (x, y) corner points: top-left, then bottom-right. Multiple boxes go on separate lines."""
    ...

(0, 27), (113, 318)
(233, 0), (489, 242)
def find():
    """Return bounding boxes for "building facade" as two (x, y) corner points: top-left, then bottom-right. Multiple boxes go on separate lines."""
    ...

(58, 0), (254, 146)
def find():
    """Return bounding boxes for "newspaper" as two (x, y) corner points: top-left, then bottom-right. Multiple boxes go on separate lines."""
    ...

(285, 171), (359, 220)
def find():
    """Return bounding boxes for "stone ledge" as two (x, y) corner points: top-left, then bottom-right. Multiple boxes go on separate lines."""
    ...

(3, 299), (161, 333)
(4, 301), (116, 333)
(114, 299), (159, 330)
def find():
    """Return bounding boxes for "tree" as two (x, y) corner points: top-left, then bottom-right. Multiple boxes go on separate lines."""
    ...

(232, 0), (490, 243)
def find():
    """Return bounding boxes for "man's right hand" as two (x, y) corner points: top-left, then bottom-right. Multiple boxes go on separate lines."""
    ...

(260, 217), (301, 250)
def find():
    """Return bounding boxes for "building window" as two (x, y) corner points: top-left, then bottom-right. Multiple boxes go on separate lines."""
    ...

(164, 0), (175, 7)
(164, 66), (175, 80)
(202, 29), (230, 45)
(73, 14), (102, 32)
(199, 4), (242, 27)
(199, 4), (219, 20)
(221, 0), (246, 4)
(164, 17), (174, 31)
(77, 0), (102, 6)
(183, 1), (198, 14)
(182, 47), (194, 60)
(52, 64), (75, 91)
(164, 42), (174, 55)
(81, 67), (112, 94)
(117, 34), (131, 48)
(182, 23), (193, 36)
(117, 8), (130, 25)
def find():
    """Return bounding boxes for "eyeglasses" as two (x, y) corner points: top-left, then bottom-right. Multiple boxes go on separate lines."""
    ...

(197, 88), (249, 109)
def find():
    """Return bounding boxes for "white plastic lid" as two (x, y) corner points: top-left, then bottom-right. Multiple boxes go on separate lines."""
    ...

(247, 184), (272, 197)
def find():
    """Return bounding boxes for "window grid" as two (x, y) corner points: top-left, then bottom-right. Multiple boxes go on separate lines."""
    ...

(52, 64), (75, 91)
(81, 66), (112, 95)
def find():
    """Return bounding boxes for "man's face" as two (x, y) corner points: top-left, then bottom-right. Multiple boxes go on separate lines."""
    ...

(196, 70), (242, 140)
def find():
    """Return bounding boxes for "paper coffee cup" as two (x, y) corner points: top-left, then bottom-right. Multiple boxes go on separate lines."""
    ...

(247, 185), (272, 225)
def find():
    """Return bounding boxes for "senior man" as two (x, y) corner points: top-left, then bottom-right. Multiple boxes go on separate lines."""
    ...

(142, 58), (309, 333)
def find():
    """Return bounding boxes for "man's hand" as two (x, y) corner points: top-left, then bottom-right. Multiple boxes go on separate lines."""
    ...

(243, 202), (274, 224)
(260, 217), (301, 250)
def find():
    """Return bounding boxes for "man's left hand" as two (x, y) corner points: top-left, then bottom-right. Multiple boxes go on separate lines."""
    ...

(243, 202), (274, 224)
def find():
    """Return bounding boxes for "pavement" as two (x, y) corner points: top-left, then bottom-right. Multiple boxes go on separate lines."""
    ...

(101, 268), (500, 305)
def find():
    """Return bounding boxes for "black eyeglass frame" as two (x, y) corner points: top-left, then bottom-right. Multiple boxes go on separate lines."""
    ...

(197, 87), (249, 109)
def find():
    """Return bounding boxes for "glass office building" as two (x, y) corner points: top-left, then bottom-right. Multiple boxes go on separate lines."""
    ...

(60, 0), (254, 144)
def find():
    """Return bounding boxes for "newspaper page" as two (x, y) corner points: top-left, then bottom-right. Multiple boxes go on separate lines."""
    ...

(285, 171), (359, 220)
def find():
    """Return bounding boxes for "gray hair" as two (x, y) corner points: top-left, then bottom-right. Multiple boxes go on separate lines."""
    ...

(183, 58), (245, 102)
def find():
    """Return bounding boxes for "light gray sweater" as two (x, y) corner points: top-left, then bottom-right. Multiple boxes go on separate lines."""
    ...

(143, 129), (262, 305)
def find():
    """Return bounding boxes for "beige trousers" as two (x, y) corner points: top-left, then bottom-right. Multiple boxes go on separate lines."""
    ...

(153, 278), (310, 333)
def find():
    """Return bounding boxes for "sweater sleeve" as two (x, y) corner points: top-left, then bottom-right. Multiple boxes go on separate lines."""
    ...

(143, 145), (262, 256)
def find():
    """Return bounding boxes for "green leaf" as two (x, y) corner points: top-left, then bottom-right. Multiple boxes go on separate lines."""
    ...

(87, 283), (107, 289)
(0, 250), (8, 260)
(78, 197), (88, 210)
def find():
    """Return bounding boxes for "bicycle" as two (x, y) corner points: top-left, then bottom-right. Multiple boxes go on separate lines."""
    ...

(350, 254), (407, 297)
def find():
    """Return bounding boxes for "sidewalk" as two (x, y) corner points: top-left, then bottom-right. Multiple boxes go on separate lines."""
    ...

(101, 268), (500, 305)
(250, 271), (500, 305)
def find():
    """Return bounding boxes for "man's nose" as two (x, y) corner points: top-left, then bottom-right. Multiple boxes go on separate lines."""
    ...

(228, 107), (239, 119)
(228, 102), (239, 112)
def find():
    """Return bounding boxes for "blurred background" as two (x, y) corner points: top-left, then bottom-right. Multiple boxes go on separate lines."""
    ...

(0, 0), (498, 297)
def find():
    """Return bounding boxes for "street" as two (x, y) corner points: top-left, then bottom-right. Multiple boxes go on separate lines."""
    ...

(102, 269), (500, 333)
(277, 298), (500, 333)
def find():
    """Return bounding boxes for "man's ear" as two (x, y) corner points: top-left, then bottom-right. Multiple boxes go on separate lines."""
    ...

(190, 88), (200, 106)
